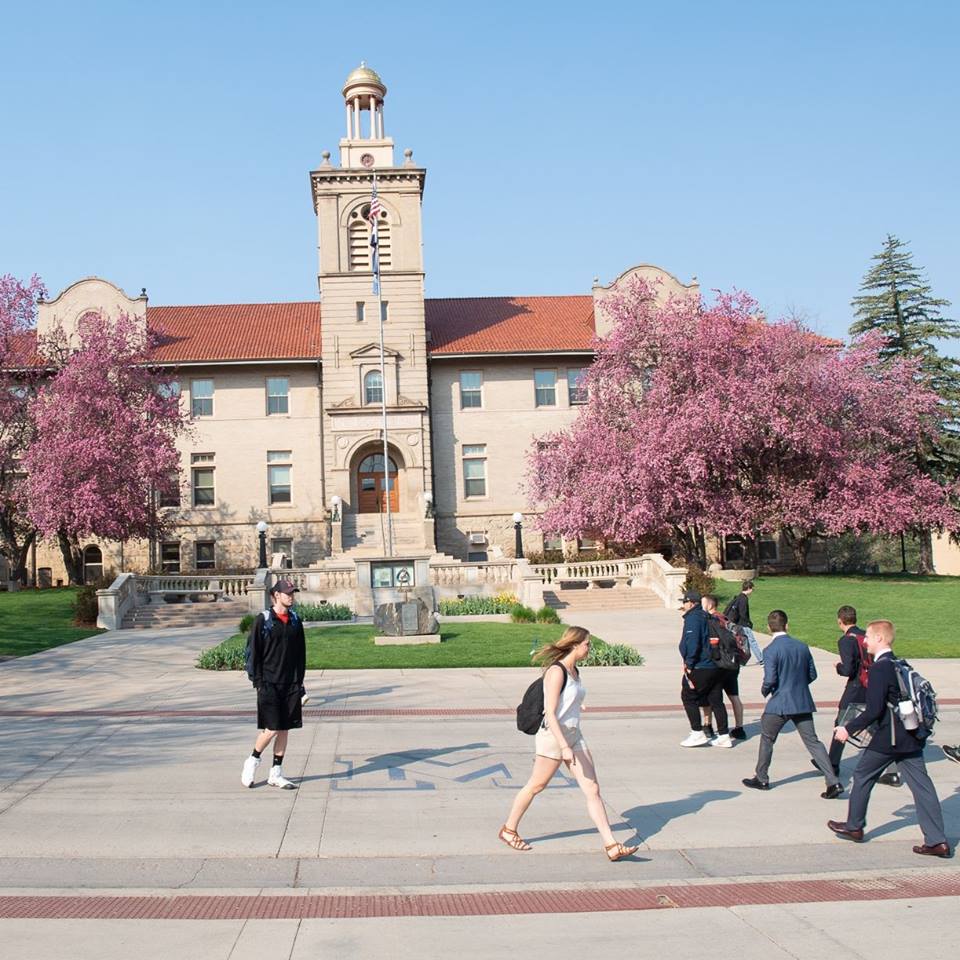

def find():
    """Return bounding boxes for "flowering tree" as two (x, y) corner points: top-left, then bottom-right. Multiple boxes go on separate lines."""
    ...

(0, 274), (46, 583)
(527, 280), (958, 571)
(22, 311), (186, 583)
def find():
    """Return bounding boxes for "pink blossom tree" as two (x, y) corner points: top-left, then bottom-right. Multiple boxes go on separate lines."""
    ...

(0, 274), (46, 583)
(22, 311), (187, 583)
(527, 280), (958, 571)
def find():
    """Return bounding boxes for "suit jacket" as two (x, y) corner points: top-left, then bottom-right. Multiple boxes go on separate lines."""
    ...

(835, 626), (867, 705)
(761, 633), (818, 715)
(844, 651), (924, 757)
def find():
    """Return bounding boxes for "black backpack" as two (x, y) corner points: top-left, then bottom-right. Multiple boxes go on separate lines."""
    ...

(516, 663), (568, 734)
(707, 614), (740, 670)
(722, 596), (739, 623)
(245, 607), (300, 681)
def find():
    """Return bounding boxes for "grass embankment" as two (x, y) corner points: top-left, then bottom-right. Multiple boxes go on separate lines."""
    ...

(197, 622), (641, 670)
(0, 587), (102, 658)
(711, 574), (960, 659)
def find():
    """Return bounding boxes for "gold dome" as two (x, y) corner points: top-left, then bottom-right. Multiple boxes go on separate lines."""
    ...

(342, 62), (386, 97)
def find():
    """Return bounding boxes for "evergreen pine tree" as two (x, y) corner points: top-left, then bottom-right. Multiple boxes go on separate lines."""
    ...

(850, 234), (959, 571)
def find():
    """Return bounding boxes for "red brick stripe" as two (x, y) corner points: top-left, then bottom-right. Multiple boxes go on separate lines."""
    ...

(1, 874), (957, 920)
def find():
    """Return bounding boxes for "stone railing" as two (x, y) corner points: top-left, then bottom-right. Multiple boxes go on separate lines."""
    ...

(635, 553), (687, 607)
(96, 572), (138, 630)
(429, 561), (519, 586)
(268, 566), (358, 593)
(529, 559), (631, 584)
(135, 574), (255, 599)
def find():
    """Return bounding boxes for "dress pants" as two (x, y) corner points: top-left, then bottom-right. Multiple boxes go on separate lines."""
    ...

(681, 668), (728, 734)
(755, 712), (840, 786)
(844, 750), (946, 846)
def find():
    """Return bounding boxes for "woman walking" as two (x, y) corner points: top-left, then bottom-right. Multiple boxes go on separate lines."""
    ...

(498, 625), (638, 861)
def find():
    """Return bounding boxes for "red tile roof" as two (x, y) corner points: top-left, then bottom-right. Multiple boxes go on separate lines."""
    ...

(5, 295), (598, 366)
(425, 296), (596, 354)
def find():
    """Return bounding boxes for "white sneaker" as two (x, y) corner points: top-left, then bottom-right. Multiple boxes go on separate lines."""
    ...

(301, 689), (311, 706)
(680, 730), (710, 747)
(241, 754), (260, 788)
(267, 765), (297, 789)
(711, 734), (733, 748)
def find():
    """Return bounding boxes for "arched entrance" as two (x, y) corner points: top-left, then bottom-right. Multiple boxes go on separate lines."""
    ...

(356, 452), (399, 514)
(82, 545), (103, 584)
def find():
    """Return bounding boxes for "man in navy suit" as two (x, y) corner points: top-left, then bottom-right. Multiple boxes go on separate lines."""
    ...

(742, 610), (843, 797)
(828, 619), (950, 857)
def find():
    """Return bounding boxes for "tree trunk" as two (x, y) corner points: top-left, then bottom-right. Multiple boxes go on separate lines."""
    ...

(916, 528), (935, 575)
(0, 522), (35, 585)
(57, 529), (84, 584)
(782, 528), (811, 573)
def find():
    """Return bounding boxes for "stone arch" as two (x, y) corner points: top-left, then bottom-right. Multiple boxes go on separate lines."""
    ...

(348, 441), (407, 515)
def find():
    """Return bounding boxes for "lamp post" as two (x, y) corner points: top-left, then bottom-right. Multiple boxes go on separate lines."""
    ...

(331, 494), (341, 523)
(512, 511), (524, 560)
(256, 520), (268, 568)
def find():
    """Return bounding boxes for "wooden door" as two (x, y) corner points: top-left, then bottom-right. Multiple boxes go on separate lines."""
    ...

(357, 454), (399, 513)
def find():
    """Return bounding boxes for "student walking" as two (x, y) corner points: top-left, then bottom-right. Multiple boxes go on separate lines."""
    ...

(678, 590), (731, 748)
(725, 580), (763, 665)
(240, 579), (306, 790)
(498, 626), (639, 862)
(742, 610), (843, 798)
(828, 620), (950, 857)
(702, 595), (746, 740)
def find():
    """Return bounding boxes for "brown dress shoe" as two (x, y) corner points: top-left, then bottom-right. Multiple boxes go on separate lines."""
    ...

(913, 842), (951, 858)
(827, 819), (864, 842)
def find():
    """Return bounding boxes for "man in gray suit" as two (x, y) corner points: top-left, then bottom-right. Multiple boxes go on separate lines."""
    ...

(742, 609), (843, 798)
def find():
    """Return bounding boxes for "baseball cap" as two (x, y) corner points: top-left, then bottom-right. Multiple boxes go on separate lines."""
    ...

(269, 579), (299, 595)
(680, 590), (702, 604)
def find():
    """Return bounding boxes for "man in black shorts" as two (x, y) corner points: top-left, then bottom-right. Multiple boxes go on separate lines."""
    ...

(702, 595), (746, 740)
(241, 579), (306, 790)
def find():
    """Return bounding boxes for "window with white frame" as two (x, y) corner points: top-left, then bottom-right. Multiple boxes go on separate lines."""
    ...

(161, 541), (181, 573)
(364, 369), (383, 405)
(266, 377), (289, 415)
(267, 451), (292, 504)
(158, 471), (180, 508)
(271, 538), (293, 567)
(462, 444), (487, 498)
(158, 380), (180, 401)
(191, 453), (215, 507)
(543, 534), (563, 553)
(356, 301), (366, 322)
(380, 301), (389, 323)
(534, 369), (557, 407)
(190, 379), (213, 417)
(459, 371), (482, 409)
(567, 368), (588, 404)
(194, 540), (215, 570)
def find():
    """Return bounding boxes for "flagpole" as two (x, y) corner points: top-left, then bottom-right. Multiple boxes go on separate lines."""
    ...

(371, 171), (393, 558)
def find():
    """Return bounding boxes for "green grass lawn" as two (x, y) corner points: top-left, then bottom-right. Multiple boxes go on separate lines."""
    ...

(711, 575), (960, 659)
(0, 588), (103, 658)
(200, 622), (618, 670)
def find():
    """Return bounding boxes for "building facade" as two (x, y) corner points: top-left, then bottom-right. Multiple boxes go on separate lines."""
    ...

(23, 65), (700, 584)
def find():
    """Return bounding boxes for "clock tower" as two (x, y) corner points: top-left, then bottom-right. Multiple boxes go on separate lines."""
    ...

(311, 65), (433, 553)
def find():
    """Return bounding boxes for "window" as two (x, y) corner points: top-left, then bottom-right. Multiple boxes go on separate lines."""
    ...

(534, 369), (557, 407)
(460, 371), (482, 409)
(462, 444), (487, 498)
(567, 368), (588, 404)
(195, 541), (215, 570)
(82, 545), (103, 584)
(371, 561), (415, 588)
(272, 538), (293, 567)
(356, 301), (365, 322)
(380, 300), (389, 323)
(158, 380), (180, 401)
(364, 369), (383, 405)
(266, 377), (289, 415)
(268, 451), (292, 504)
(578, 537), (598, 555)
(543, 534), (562, 552)
(467, 551), (488, 563)
(161, 541), (181, 574)
(724, 535), (779, 564)
(158, 471), (180, 508)
(348, 205), (392, 270)
(190, 379), (213, 417)
(191, 453), (215, 506)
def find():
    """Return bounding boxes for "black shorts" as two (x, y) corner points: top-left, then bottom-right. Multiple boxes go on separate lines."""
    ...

(720, 668), (740, 697)
(257, 682), (303, 731)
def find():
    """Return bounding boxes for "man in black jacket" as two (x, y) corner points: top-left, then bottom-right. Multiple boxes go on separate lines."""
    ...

(827, 619), (949, 857)
(725, 580), (763, 665)
(240, 579), (307, 790)
(825, 606), (900, 785)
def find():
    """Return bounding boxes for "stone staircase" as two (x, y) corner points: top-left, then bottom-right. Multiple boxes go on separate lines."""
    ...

(543, 584), (662, 611)
(122, 596), (247, 630)
(340, 513), (428, 557)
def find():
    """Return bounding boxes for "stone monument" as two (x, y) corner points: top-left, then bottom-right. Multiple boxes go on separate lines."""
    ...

(373, 579), (440, 645)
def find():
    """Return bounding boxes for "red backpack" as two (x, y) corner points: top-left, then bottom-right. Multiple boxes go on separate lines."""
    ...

(851, 628), (872, 688)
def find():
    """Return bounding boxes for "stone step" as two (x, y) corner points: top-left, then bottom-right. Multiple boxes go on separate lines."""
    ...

(122, 600), (246, 630)
(543, 587), (662, 610)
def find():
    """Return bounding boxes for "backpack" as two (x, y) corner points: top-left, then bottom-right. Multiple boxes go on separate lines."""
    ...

(851, 628), (871, 689)
(729, 623), (752, 666)
(516, 663), (568, 734)
(722, 596), (739, 622)
(245, 607), (300, 681)
(889, 657), (938, 742)
(706, 614), (740, 671)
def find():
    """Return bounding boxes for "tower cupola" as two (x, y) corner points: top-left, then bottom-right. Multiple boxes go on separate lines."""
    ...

(339, 62), (394, 168)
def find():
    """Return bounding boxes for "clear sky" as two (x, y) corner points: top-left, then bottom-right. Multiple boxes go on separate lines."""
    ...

(2, 0), (957, 341)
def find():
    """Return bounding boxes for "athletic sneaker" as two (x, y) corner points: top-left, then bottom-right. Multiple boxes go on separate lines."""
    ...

(301, 688), (311, 706)
(711, 733), (733, 748)
(943, 744), (960, 764)
(241, 754), (260, 788)
(680, 730), (710, 748)
(267, 765), (297, 789)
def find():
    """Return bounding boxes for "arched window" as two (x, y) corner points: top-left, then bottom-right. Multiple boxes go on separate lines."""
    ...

(348, 204), (391, 271)
(364, 370), (383, 404)
(358, 454), (397, 474)
(82, 545), (103, 584)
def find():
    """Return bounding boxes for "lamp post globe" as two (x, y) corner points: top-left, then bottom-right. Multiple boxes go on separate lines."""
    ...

(512, 512), (524, 560)
(256, 520), (268, 568)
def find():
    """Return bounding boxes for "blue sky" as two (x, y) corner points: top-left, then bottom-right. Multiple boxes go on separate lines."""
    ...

(2, 0), (957, 340)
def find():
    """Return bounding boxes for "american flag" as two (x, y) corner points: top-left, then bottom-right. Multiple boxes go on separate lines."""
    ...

(369, 183), (382, 294)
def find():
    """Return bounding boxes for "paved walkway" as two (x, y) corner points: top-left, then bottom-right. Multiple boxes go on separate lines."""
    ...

(1, 609), (958, 958)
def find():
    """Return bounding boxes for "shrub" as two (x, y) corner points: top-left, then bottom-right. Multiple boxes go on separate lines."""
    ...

(239, 613), (255, 634)
(510, 603), (536, 623)
(439, 593), (518, 616)
(296, 602), (352, 621)
(683, 563), (716, 597)
(534, 605), (560, 623)
(196, 637), (246, 671)
(72, 584), (100, 625)
(584, 641), (644, 667)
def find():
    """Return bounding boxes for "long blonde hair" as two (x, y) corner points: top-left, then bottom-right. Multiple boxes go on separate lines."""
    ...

(532, 626), (590, 669)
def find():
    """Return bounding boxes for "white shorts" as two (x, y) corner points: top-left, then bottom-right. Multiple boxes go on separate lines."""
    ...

(535, 724), (584, 760)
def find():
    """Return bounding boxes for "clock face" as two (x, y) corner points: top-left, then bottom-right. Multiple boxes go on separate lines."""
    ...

(360, 153), (375, 168)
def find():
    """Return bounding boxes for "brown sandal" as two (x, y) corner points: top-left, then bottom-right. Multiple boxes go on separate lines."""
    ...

(604, 841), (638, 862)
(498, 825), (532, 851)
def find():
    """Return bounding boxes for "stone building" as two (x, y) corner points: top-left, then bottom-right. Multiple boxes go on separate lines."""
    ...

(19, 65), (701, 585)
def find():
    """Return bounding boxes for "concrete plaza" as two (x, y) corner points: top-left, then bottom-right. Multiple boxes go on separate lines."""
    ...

(0, 607), (958, 958)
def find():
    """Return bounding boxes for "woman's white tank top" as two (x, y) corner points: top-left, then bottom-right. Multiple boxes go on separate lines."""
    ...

(551, 665), (585, 728)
